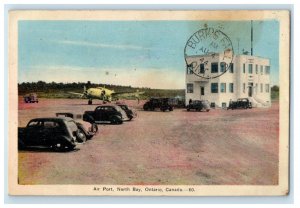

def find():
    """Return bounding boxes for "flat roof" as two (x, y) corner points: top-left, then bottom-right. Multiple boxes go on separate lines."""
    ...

(185, 53), (270, 60)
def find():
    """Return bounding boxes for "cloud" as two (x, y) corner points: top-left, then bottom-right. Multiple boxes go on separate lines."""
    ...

(19, 65), (185, 89)
(53, 40), (152, 51)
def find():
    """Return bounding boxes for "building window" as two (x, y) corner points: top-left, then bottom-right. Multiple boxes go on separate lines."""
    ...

(187, 83), (193, 93)
(211, 62), (218, 73)
(265, 84), (270, 93)
(220, 62), (226, 73)
(260, 83), (263, 93)
(210, 102), (216, 108)
(260, 65), (263, 74)
(220, 83), (226, 93)
(229, 83), (234, 93)
(201, 87), (205, 95)
(255, 64), (258, 74)
(229, 63), (234, 73)
(187, 64), (193, 74)
(248, 64), (253, 74)
(243, 83), (246, 93)
(243, 63), (245, 73)
(255, 83), (258, 94)
(200, 64), (205, 74)
(265, 66), (270, 74)
(211, 83), (218, 93)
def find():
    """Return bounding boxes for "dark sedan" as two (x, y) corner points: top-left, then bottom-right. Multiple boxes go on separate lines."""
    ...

(186, 100), (210, 112)
(18, 117), (81, 151)
(228, 98), (252, 110)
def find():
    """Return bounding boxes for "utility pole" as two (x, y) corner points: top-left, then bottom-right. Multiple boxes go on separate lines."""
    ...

(251, 20), (253, 56)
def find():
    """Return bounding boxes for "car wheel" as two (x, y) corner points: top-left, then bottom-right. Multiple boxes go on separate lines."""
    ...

(187, 108), (190, 111)
(110, 116), (122, 124)
(76, 129), (87, 143)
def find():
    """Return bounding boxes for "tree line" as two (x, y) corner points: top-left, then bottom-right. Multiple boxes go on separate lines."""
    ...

(18, 81), (185, 99)
(18, 81), (150, 94)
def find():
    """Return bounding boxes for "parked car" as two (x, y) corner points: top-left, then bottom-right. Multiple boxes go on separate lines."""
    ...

(18, 117), (84, 151)
(83, 105), (129, 124)
(143, 98), (173, 111)
(227, 98), (252, 110)
(186, 100), (210, 112)
(56, 112), (98, 139)
(23, 93), (39, 103)
(116, 104), (136, 121)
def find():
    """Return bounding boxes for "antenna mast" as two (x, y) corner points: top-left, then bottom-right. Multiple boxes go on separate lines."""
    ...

(251, 20), (253, 56)
(237, 38), (240, 55)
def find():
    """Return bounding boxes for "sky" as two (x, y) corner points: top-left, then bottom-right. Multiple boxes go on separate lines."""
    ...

(18, 20), (279, 89)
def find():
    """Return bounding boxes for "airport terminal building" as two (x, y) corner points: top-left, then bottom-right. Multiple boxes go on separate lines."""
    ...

(185, 54), (271, 108)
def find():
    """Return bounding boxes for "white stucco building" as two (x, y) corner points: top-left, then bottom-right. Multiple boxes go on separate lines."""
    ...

(185, 54), (271, 108)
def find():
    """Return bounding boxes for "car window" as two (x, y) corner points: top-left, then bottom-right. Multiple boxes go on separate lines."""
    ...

(44, 121), (60, 128)
(28, 121), (40, 127)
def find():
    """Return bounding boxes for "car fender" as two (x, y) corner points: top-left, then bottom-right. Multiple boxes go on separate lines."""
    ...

(54, 135), (76, 146)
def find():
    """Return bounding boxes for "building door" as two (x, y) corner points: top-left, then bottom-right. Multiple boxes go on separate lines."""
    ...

(248, 83), (253, 97)
(201, 87), (205, 96)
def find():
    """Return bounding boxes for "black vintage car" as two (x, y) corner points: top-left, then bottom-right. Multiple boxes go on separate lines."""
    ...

(186, 100), (210, 112)
(143, 98), (173, 112)
(117, 104), (136, 121)
(83, 105), (129, 124)
(18, 117), (82, 151)
(227, 98), (252, 110)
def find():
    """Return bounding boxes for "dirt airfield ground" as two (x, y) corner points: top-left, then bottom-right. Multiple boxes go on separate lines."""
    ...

(18, 98), (279, 185)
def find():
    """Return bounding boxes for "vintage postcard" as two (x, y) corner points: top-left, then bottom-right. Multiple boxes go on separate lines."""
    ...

(8, 10), (290, 196)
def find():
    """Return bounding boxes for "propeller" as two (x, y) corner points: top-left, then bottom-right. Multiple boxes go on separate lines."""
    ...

(82, 86), (88, 98)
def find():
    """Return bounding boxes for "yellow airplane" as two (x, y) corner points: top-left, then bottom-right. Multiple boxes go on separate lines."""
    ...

(69, 86), (143, 105)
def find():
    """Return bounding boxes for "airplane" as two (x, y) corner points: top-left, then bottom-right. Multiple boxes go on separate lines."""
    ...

(68, 86), (144, 105)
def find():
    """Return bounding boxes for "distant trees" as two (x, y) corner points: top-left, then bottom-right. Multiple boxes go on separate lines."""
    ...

(271, 85), (279, 92)
(18, 81), (146, 95)
(17, 81), (185, 99)
(271, 85), (279, 100)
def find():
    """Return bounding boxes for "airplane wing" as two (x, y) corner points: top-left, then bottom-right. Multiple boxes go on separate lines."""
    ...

(112, 91), (145, 96)
(67, 92), (86, 98)
(112, 92), (145, 95)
